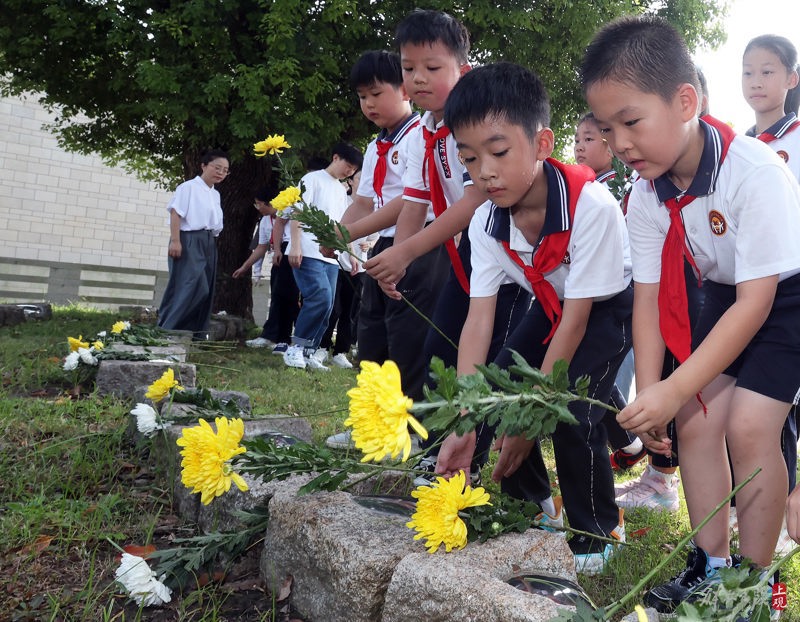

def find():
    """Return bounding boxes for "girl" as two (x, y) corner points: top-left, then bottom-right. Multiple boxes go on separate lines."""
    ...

(573, 112), (615, 185)
(743, 35), (800, 180)
(157, 149), (229, 338)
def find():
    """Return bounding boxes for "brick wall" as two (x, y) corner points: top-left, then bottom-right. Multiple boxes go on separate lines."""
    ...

(0, 93), (174, 307)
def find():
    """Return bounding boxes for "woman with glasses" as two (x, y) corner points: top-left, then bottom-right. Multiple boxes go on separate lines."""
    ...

(157, 149), (229, 339)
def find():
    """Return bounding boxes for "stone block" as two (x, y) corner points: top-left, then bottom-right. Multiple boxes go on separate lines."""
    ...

(260, 488), (420, 622)
(105, 343), (187, 363)
(0, 305), (25, 327)
(95, 359), (195, 398)
(118, 305), (159, 323)
(621, 608), (659, 621)
(381, 531), (577, 622)
(17, 303), (52, 321)
(208, 314), (245, 341)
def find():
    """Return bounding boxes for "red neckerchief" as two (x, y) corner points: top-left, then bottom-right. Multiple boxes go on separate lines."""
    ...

(373, 120), (419, 206)
(501, 159), (595, 343)
(758, 120), (800, 144)
(659, 117), (735, 368)
(423, 125), (470, 294)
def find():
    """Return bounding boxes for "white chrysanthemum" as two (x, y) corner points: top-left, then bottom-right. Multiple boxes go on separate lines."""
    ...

(115, 553), (172, 607)
(63, 351), (80, 371)
(131, 403), (163, 437)
(78, 347), (98, 366)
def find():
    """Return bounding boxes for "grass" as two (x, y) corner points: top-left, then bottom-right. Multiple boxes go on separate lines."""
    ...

(1, 306), (798, 620)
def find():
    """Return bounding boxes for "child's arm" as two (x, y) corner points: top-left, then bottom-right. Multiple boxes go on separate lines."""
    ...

(271, 217), (287, 266)
(365, 185), (486, 286)
(232, 244), (269, 278)
(340, 194), (376, 225)
(343, 196), (406, 241)
(619, 275), (778, 438)
(435, 296), (497, 479)
(492, 298), (593, 481)
(288, 220), (303, 268)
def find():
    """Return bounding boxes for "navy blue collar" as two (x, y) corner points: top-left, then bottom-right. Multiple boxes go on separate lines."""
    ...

(652, 117), (728, 202)
(485, 160), (571, 243)
(745, 112), (798, 138)
(377, 112), (420, 143)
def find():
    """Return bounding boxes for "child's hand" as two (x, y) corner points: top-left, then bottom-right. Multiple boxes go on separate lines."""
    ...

(364, 244), (412, 284)
(288, 249), (303, 268)
(617, 380), (682, 448)
(435, 430), (477, 480)
(168, 239), (182, 259)
(272, 249), (283, 266)
(491, 434), (535, 481)
(232, 266), (247, 279)
(378, 277), (403, 301)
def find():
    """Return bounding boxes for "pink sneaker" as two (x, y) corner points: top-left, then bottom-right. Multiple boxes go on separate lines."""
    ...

(615, 465), (680, 512)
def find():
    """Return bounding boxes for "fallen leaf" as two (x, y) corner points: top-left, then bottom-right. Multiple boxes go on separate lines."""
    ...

(122, 544), (156, 559)
(20, 535), (53, 557)
(277, 575), (293, 601)
(629, 527), (652, 538)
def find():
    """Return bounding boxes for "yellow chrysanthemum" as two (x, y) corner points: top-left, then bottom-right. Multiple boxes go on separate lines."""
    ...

(145, 368), (183, 403)
(68, 335), (89, 352)
(253, 134), (291, 157)
(92, 340), (104, 350)
(406, 470), (491, 553)
(111, 320), (130, 334)
(176, 417), (249, 505)
(344, 360), (427, 463)
(270, 186), (302, 212)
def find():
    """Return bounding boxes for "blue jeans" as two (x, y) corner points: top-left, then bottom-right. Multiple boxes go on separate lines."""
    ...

(291, 257), (339, 349)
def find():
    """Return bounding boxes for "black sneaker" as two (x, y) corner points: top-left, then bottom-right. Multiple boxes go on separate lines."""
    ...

(412, 456), (482, 488)
(610, 446), (647, 471)
(644, 543), (723, 613)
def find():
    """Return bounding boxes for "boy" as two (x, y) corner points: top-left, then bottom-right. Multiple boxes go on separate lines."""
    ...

(582, 15), (800, 613)
(329, 49), (445, 410)
(362, 10), (531, 483)
(284, 143), (362, 370)
(435, 62), (633, 575)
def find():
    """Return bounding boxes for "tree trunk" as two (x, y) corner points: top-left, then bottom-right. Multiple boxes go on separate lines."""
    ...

(213, 157), (277, 321)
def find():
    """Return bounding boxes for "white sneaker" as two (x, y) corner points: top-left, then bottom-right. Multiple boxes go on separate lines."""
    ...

(283, 345), (306, 369)
(326, 430), (353, 449)
(615, 465), (680, 512)
(331, 353), (353, 368)
(246, 337), (274, 348)
(534, 496), (565, 536)
(312, 348), (328, 364)
(304, 353), (329, 371)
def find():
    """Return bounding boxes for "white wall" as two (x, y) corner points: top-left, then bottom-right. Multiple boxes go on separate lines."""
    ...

(0, 93), (172, 272)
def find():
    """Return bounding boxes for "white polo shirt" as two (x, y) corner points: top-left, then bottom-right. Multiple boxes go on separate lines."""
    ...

(746, 112), (800, 182)
(167, 176), (224, 236)
(402, 111), (472, 214)
(628, 117), (800, 286)
(285, 168), (350, 265)
(257, 216), (273, 246)
(356, 113), (420, 238)
(469, 160), (632, 300)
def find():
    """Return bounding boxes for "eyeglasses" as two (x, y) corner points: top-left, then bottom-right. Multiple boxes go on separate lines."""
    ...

(210, 165), (229, 175)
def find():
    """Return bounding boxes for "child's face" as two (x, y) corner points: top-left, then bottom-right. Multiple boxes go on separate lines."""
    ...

(742, 46), (799, 119)
(330, 154), (359, 180)
(356, 82), (410, 130)
(400, 41), (466, 121)
(574, 120), (613, 175)
(254, 199), (276, 217)
(586, 80), (696, 181)
(454, 117), (551, 210)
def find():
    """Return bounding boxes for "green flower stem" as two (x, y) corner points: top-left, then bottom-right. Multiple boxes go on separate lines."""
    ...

(410, 391), (613, 415)
(602, 467), (761, 621)
(399, 293), (458, 352)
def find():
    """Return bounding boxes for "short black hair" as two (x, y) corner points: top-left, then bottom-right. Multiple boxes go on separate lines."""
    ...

(350, 50), (403, 90)
(580, 15), (698, 103)
(332, 142), (363, 169)
(444, 62), (550, 139)
(744, 34), (800, 115)
(395, 9), (470, 64)
(200, 149), (229, 165)
(254, 186), (272, 202)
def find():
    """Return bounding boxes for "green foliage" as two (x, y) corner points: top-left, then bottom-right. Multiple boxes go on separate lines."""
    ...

(0, 0), (727, 187)
(422, 353), (598, 442)
(465, 494), (542, 543)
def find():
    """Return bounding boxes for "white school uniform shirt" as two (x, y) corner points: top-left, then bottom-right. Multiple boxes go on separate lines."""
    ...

(627, 117), (800, 286)
(257, 215), (274, 246)
(469, 160), (632, 300)
(356, 113), (420, 238)
(746, 112), (800, 182)
(285, 168), (350, 265)
(167, 176), (224, 236)
(402, 111), (472, 212)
